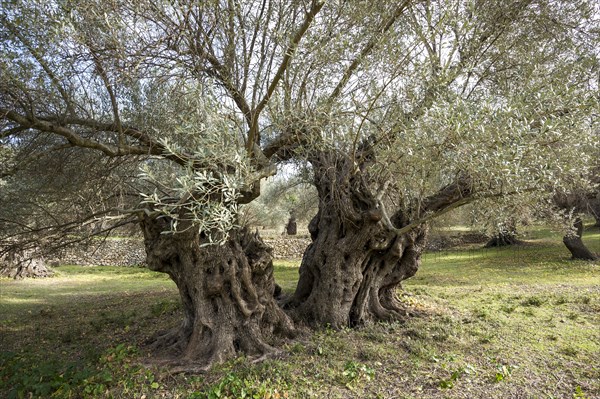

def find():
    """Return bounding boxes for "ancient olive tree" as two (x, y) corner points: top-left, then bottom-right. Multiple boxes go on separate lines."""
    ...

(273, 0), (599, 327)
(1, 0), (598, 369)
(1, 0), (327, 369)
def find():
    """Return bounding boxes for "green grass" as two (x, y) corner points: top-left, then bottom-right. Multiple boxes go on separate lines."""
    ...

(274, 259), (301, 293)
(1, 228), (599, 398)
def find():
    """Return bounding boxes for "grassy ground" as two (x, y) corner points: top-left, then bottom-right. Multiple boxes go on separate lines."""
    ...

(0, 226), (598, 398)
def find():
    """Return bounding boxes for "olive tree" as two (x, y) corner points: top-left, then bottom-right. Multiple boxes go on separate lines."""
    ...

(1, 0), (328, 369)
(2, 0), (598, 370)
(275, 0), (599, 326)
(554, 172), (600, 260)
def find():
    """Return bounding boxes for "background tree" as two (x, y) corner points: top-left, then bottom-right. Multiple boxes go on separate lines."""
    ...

(554, 181), (600, 260)
(485, 219), (522, 247)
(239, 174), (317, 231)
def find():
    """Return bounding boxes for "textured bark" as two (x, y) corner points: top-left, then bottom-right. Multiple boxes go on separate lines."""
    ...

(0, 250), (53, 279)
(285, 152), (429, 328)
(285, 216), (297, 235)
(590, 199), (600, 227)
(140, 216), (294, 371)
(563, 218), (598, 260)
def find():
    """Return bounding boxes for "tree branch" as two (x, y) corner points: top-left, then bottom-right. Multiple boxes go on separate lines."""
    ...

(0, 15), (75, 115)
(328, 0), (412, 103)
(254, 0), (325, 117)
(0, 108), (189, 166)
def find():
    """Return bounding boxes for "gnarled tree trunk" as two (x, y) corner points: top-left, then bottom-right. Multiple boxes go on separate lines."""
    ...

(485, 219), (521, 247)
(0, 249), (54, 279)
(485, 231), (521, 247)
(140, 216), (294, 372)
(563, 218), (597, 260)
(285, 152), (428, 328)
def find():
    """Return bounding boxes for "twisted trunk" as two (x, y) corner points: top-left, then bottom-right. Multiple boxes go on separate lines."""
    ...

(485, 231), (520, 247)
(563, 218), (597, 261)
(140, 216), (294, 371)
(590, 199), (600, 227)
(0, 250), (53, 279)
(285, 152), (428, 328)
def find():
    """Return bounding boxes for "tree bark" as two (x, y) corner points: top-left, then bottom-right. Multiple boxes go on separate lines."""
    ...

(0, 250), (54, 279)
(140, 216), (294, 371)
(485, 231), (521, 247)
(285, 152), (428, 328)
(589, 199), (600, 227)
(285, 216), (297, 235)
(563, 218), (598, 260)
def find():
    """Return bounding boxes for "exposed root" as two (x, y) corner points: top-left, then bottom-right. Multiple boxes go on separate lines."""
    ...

(146, 327), (186, 355)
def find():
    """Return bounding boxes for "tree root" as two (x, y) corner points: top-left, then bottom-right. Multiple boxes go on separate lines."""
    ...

(146, 327), (187, 355)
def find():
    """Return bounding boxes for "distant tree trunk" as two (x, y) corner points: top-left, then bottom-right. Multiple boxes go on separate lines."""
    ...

(0, 250), (54, 279)
(285, 215), (297, 235)
(485, 219), (521, 247)
(140, 216), (294, 371)
(285, 152), (428, 328)
(590, 199), (600, 227)
(563, 218), (597, 260)
(485, 231), (520, 247)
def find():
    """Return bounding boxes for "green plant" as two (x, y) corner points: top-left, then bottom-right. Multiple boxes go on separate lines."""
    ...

(578, 296), (591, 305)
(439, 364), (476, 389)
(150, 299), (181, 316)
(561, 346), (579, 357)
(0, 343), (159, 399)
(342, 361), (375, 385)
(494, 364), (515, 383)
(573, 385), (589, 399)
(190, 372), (289, 399)
(521, 296), (545, 307)
(500, 303), (516, 313)
(567, 312), (579, 321)
(554, 296), (568, 305)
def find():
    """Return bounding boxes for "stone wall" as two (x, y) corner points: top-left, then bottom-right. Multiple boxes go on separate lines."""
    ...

(49, 235), (311, 266)
(48, 238), (147, 266)
(263, 236), (311, 259)
(47, 231), (489, 266)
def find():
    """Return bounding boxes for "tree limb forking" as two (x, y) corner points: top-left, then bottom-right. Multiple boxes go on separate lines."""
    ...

(0, 15), (75, 115)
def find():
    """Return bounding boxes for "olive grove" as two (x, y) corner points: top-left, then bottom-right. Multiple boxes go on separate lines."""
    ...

(1, 0), (598, 370)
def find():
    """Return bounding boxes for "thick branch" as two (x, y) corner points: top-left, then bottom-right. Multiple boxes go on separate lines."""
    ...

(421, 175), (473, 214)
(1, 108), (189, 166)
(377, 176), (475, 235)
